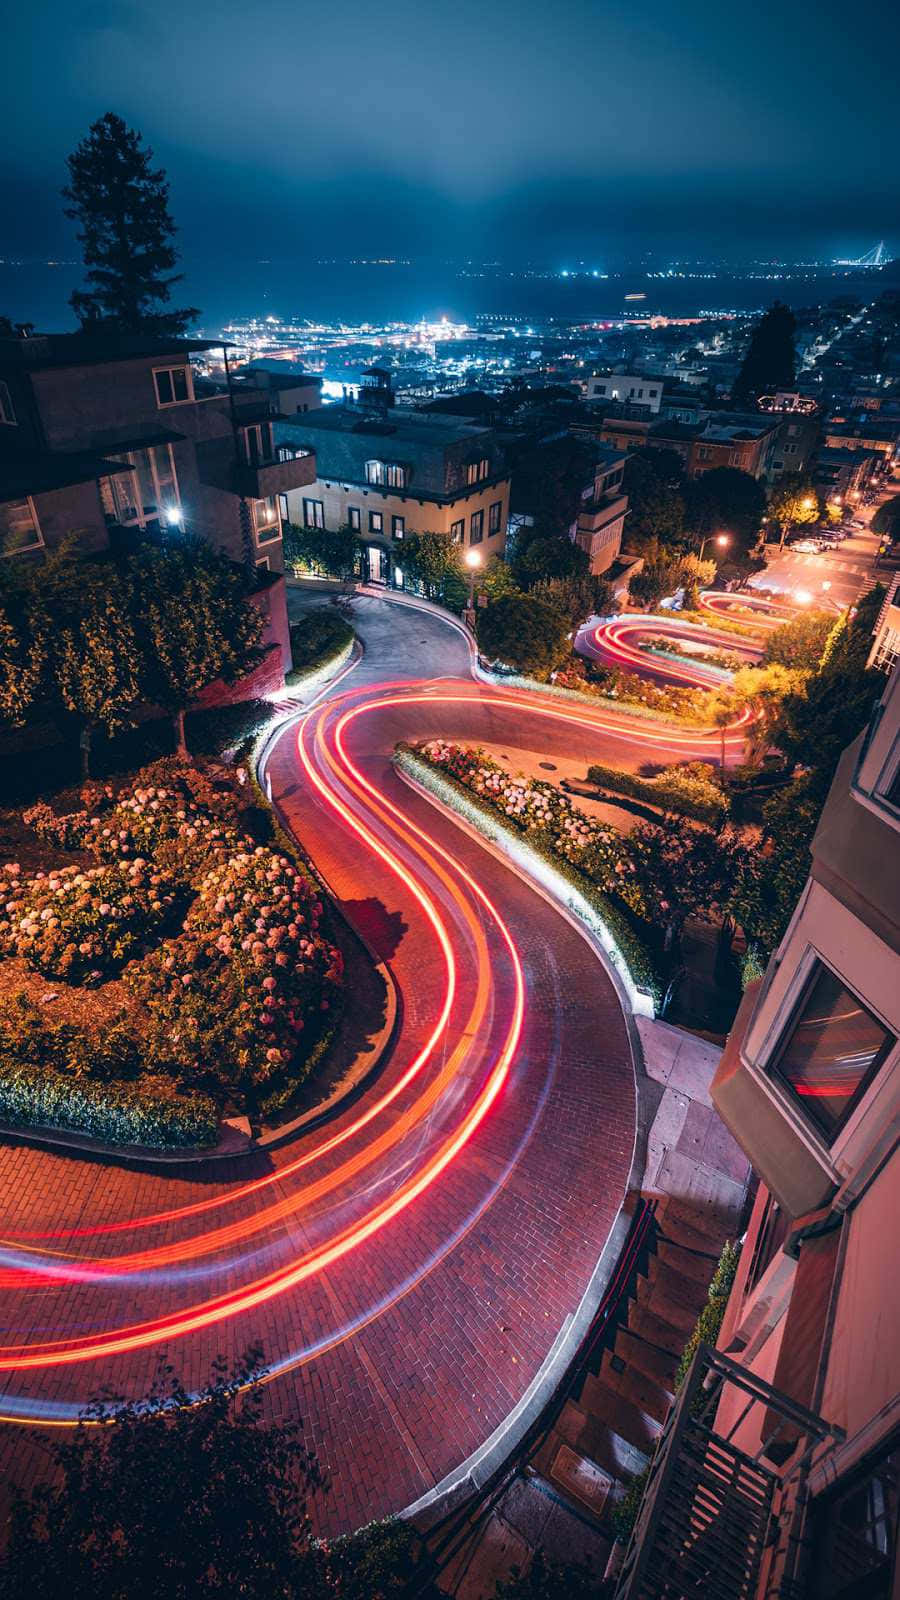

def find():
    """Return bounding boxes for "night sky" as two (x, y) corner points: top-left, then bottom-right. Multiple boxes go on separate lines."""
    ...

(2, 0), (897, 270)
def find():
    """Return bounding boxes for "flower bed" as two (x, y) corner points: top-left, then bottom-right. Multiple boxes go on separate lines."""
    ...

(397, 741), (663, 1011)
(586, 761), (728, 825)
(0, 758), (343, 1146)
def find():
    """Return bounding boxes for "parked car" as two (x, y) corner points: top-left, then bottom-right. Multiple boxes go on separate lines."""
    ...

(790, 538), (822, 553)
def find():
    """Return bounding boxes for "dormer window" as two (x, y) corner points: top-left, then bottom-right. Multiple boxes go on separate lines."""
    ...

(365, 460), (385, 485)
(466, 458), (490, 486)
(366, 460), (407, 489)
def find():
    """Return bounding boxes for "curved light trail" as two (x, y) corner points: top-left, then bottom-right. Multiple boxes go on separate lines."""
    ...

(0, 651), (744, 1524)
(576, 611), (762, 690)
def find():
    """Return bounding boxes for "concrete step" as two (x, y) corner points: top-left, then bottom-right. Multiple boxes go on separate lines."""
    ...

(642, 1257), (709, 1323)
(600, 1349), (674, 1426)
(552, 1401), (650, 1485)
(579, 1374), (663, 1458)
(651, 1196), (732, 1252)
(612, 1326), (680, 1391)
(651, 1237), (721, 1288)
(629, 1302), (693, 1357)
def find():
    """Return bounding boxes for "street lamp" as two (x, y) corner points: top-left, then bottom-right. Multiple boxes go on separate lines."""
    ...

(464, 546), (482, 615)
(794, 588), (813, 606)
(698, 532), (730, 561)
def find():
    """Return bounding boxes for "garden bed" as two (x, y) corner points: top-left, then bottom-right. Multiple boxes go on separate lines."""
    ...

(394, 741), (664, 1014)
(0, 758), (344, 1148)
(286, 608), (355, 688)
(481, 661), (723, 729)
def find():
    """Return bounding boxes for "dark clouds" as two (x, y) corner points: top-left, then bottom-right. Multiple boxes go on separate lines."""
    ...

(1, 0), (897, 266)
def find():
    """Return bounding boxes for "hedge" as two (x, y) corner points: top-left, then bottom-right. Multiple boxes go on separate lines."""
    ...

(286, 610), (355, 687)
(587, 762), (728, 824)
(0, 1061), (218, 1149)
(394, 744), (663, 1013)
(674, 1239), (741, 1394)
(478, 666), (714, 729)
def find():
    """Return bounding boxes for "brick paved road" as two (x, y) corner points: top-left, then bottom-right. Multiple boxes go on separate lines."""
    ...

(0, 596), (642, 1535)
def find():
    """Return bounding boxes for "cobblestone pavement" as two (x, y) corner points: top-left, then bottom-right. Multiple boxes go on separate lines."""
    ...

(0, 596), (647, 1535)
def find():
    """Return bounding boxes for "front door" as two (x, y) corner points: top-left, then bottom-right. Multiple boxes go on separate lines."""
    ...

(368, 545), (386, 583)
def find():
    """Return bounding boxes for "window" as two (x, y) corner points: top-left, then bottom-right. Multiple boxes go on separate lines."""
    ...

(385, 463), (406, 489)
(0, 380), (17, 426)
(488, 501), (502, 536)
(153, 366), (191, 407)
(348, 506), (361, 531)
(470, 509), (484, 544)
(369, 510), (383, 533)
(365, 460), (385, 485)
(806, 1437), (900, 1599)
(466, 458), (490, 486)
(0, 496), (42, 556)
(254, 497), (281, 542)
(768, 962), (895, 1142)
(242, 422), (273, 465)
(649, 389), (658, 399)
(450, 518), (465, 543)
(303, 498), (324, 529)
(391, 514), (405, 539)
(99, 446), (180, 529)
(278, 493), (289, 523)
(255, 555), (270, 571)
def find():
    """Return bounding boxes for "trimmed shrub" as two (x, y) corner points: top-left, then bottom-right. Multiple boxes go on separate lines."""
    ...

(287, 609), (354, 685)
(0, 1059), (217, 1148)
(675, 1239), (741, 1394)
(587, 761), (728, 824)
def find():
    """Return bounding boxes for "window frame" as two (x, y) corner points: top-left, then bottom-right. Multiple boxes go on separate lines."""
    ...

(302, 497), (325, 531)
(488, 500), (502, 536)
(0, 494), (43, 557)
(348, 506), (361, 531)
(450, 519), (465, 543)
(152, 365), (193, 408)
(253, 496), (282, 543)
(0, 379), (17, 426)
(369, 509), (383, 534)
(391, 514), (405, 540)
(470, 508), (485, 545)
(765, 957), (896, 1146)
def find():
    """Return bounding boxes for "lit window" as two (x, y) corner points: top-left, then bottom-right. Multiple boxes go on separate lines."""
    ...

(153, 366), (191, 407)
(348, 506), (361, 531)
(0, 380), (17, 426)
(466, 458), (490, 486)
(488, 501), (502, 536)
(450, 519), (464, 543)
(369, 510), (383, 533)
(254, 497), (281, 542)
(302, 498), (324, 530)
(470, 509), (484, 544)
(385, 463), (406, 488)
(392, 514), (405, 539)
(365, 460), (385, 485)
(0, 497), (42, 555)
(769, 963), (895, 1142)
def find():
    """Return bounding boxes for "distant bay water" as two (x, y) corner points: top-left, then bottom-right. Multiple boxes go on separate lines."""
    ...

(2, 257), (898, 335)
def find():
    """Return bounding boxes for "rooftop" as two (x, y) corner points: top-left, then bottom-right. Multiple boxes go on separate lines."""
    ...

(0, 331), (226, 373)
(0, 449), (131, 503)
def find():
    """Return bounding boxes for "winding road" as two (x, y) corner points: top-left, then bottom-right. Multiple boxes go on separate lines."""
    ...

(576, 601), (763, 690)
(0, 592), (749, 1532)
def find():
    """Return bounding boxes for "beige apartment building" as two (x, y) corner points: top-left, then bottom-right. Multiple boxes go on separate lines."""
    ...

(616, 664), (900, 1600)
(276, 381), (510, 585)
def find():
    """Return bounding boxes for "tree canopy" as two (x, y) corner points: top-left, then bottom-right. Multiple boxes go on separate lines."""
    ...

(872, 494), (900, 544)
(622, 453), (687, 552)
(732, 302), (797, 405)
(63, 112), (199, 334)
(762, 612), (833, 671)
(516, 534), (590, 585)
(683, 467), (767, 561)
(475, 592), (570, 678)
(766, 476), (820, 547)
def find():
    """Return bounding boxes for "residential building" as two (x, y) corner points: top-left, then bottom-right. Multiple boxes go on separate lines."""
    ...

(276, 387), (510, 585)
(616, 666), (900, 1600)
(573, 445), (628, 575)
(687, 413), (782, 481)
(869, 577), (900, 674)
(0, 327), (319, 675)
(814, 446), (880, 504)
(586, 371), (664, 414)
(823, 418), (900, 465)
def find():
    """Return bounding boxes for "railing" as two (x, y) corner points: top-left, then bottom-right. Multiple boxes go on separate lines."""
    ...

(614, 1344), (844, 1600)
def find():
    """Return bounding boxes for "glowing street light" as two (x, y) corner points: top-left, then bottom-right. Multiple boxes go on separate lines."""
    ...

(464, 546), (483, 617)
(698, 532), (730, 561)
(794, 588), (813, 606)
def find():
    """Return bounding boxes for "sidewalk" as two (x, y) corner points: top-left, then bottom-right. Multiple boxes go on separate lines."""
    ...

(433, 1017), (750, 1597)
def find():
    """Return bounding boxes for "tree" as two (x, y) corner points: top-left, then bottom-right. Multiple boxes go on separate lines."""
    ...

(732, 302), (797, 405)
(767, 476), (820, 550)
(872, 494), (900, 545)
(283, 522), (358, 580)
(493, 1549), (600, 1598)
(530, 574), (612, 630)
(624, 816), (746, 951)
(63, 112), (199, 334)
(623, 453), (687, 552)
(508, 435), (596, 540)
(729, 663), (805, 765)
(480, 555), (520, 603)
(684, 467), (766, 562)
(475, 593), (570, 679)
(402, 530), (463, 598)
(131, 539), (263, 757)
(762, 612), (833, 671)
(516, 535), (590, 585)
(0, 572), (48, 728)
(730, 777), (823, 955)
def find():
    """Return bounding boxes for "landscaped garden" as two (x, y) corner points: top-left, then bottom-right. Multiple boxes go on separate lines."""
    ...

(0, 758), (343, 1148)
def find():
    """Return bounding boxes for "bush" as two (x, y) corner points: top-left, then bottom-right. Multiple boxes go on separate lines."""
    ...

(0, 858), (177, 984)
(0, 1057), (217, 1147)
(611, 1463), (650, 1543)
(288, 608), (354, 681)
(587, 761), (728, 824)
(324, 1518), (420, 1600)
(128, 847), (343, 1092)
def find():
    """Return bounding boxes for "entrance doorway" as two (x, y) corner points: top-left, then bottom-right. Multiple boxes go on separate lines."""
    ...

(368, 545), (387, 584)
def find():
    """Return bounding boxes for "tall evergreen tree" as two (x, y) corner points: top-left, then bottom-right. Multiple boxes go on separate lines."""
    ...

(732, 301), (797, 405)
(63, 112), (199, 334)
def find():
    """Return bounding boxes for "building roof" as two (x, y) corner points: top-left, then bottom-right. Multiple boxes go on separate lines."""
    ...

(0, 331), (227, 374)
(82, 425), (186, 453)
(0, 450), (131, 504)
(276, 405), (505, 499)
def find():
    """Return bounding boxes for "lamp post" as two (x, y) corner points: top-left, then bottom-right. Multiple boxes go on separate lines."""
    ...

(464, 546), (482, 631)
(698, 532), (730, 562)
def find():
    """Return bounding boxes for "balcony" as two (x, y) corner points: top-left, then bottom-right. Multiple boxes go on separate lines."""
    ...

(234, 447), (316, 501)
(576, 491), (628, 535)
(614, 1344), (843, 1600)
